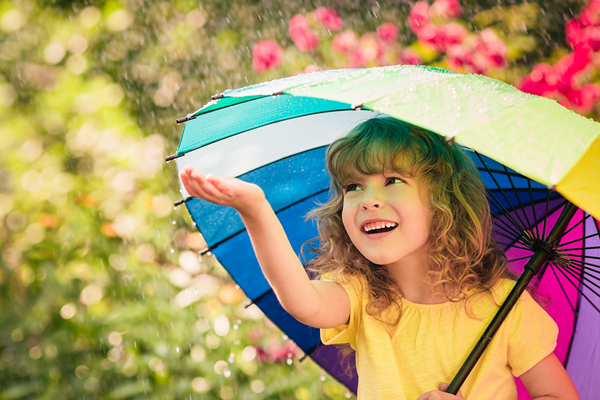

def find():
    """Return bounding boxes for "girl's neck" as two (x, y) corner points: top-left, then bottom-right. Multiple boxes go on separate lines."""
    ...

(386, 257), (449, 305)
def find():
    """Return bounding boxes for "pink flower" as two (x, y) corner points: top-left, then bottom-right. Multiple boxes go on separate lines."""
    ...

(566, 19), (585, 48)
(377, 23), (399, 43)
(332, 30), (359, 54)
(348, 48), (368, 68)
(517, 63), (552, 96)
(254, 343), (298, 363)
(359, 32), (385, 62)
(446, 44), (474, 69)
(579, 9), (600, 27)
(398, 49), (423, 65)
(252, 40), (284, 73)
(473, 28), (508, 69)
(303, 64), (322, 73)
(293, 64), (323, 75)
(442, 23), (468, 48)
(430, 0), (462, 19)
(565, 83), (600, 113)
(289, 14), (319, 51)
(417, 24), (445, 51)
(586, 0), (600, 13)
(314, 7), (344, 31)
(409, 1), (430, 33)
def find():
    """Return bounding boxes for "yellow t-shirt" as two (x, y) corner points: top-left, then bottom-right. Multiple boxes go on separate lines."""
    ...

(321, 276), (558, 400)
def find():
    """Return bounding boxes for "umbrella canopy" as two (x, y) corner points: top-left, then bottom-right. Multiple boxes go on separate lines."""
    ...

(172, 66), (600, 399)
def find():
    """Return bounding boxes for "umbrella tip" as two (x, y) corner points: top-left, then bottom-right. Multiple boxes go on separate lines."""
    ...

(351, 103), (363, 110)
(176, 115), (196, 124)
(174, 198), (186, 207)
(547, 184), (557, 191)
(445, 136), (456, 144)
(165, 153), (182, 162)
(211, 93), (225, 100)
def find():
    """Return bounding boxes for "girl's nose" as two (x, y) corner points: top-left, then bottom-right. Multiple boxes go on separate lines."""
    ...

(360, 189), (382, 210)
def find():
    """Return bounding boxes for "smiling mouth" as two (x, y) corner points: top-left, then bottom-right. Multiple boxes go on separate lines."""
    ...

(362, 222), (398, 234)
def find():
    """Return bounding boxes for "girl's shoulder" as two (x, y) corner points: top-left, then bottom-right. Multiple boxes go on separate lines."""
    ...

(466, 278), (517, 313)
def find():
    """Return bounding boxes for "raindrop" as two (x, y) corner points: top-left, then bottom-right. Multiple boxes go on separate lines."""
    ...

(282, 335), (288, 340)
(134, 341), (137, 348)
(320, 375), (326, 381)
(176, 347), (180, 353)
(170, 248), (174, 253)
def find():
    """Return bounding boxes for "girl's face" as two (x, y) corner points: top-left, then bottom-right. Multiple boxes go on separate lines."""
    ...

(341, 169), (432, 271)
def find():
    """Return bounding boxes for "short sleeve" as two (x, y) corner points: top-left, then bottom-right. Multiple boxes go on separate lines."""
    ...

(507, 290), (559, 377)
(320, 275), (364, 349)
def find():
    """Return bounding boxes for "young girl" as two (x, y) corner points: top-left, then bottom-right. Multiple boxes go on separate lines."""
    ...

(179, 117), (580, 400)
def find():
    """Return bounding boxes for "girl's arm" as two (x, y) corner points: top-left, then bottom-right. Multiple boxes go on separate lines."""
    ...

(520, 353), (580, 400)
(179, 166), (350, 329)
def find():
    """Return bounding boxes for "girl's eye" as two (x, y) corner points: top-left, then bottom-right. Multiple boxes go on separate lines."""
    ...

(344, 183), (360, 193)
(385, 177), (405, 185)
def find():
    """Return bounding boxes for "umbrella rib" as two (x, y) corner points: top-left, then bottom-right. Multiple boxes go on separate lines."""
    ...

(475, 152), (525, 232)
(562, 261), (600, 284)
(542, 190), (551, 240)
(557, 267), (600, 304)
(559, 232), (600, 247)
(553, 263), (600, 314)
(507, 255), (536, 263)
(205, 188), (331, 251)
(563, 253), (600, 261)
(565, 258), (600, 274)
(560, 246), (600, 251)
(526, 177), (541, 239)
(493, 231), (532, 250)
(556, 262), (600, 300)
(492, 215), (530, 243)
(475, 152), (529, 234)
(560, 211), (592, 238)
(502, 164), (536, 238)
(496, 242), (532, 252)
(549, 263), (577, 313)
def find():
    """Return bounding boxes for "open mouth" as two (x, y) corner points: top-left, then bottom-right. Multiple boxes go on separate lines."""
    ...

(362, 222), (398, 235)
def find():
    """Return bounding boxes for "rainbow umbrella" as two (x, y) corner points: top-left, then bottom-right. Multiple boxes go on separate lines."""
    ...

(170, 66), (600, 399)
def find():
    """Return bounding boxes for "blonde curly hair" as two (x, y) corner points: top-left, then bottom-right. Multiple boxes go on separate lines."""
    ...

(305, 116), (509, 324)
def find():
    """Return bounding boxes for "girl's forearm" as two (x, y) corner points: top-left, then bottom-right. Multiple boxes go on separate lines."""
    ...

(238, 199), (323, 322)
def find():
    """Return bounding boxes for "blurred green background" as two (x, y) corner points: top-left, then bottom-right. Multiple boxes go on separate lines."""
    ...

(0, 0), (587, 399)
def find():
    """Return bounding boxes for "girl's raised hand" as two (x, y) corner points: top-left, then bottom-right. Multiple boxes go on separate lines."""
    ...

(179, 166), (266, 216)
(416, 383), (465, 400)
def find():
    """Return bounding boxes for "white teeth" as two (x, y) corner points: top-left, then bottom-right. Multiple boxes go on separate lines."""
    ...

(363, 222), (397, 232)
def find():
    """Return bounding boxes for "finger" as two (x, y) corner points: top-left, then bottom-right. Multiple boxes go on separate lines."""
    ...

(438, 382), (464, 399)
(205, 173), (232, 194)
(193, 170), (226, 199)
(415, 391), (439, 400)
(181, 169), (216, 200)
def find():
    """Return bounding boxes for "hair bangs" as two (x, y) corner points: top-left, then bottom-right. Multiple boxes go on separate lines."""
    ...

(329, 118), (419, 189)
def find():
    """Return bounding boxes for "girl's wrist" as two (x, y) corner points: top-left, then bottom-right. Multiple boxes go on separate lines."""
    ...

(236, 190), (270, 221)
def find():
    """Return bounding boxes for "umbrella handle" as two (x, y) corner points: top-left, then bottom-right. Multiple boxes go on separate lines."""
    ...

(446, 202), (578, 395)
